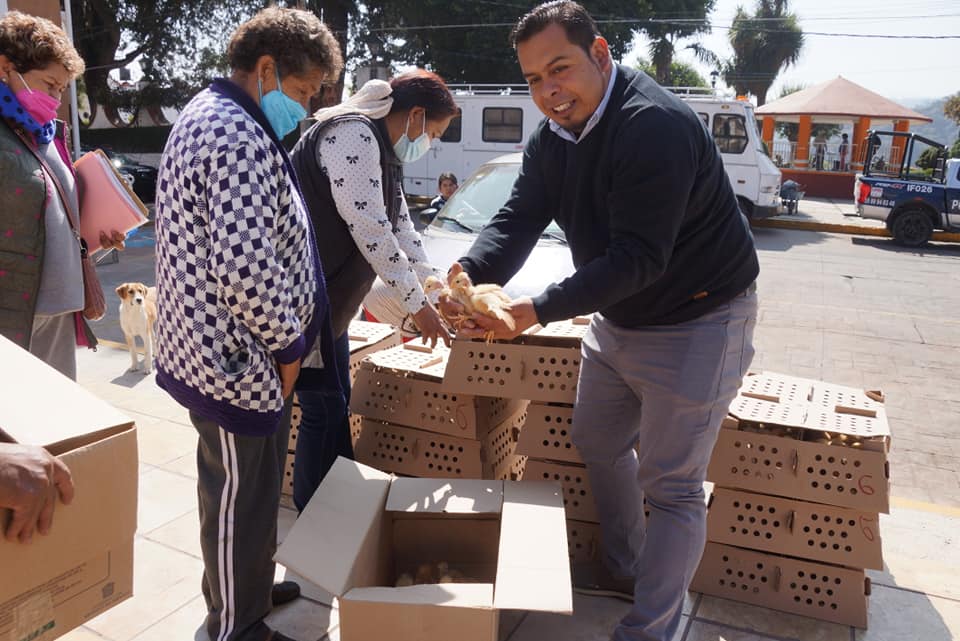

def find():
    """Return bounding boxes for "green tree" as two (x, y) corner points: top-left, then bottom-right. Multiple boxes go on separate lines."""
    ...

(70, 0), (266, 109)
(362, 1), (649, 85)
(635, 57), (707, 87)
(944, 92), (960, 127)
(722, 0), (804, 106)
(642, 0), (716, 86)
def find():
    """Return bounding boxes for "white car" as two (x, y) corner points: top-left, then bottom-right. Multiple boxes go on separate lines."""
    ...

(362, 153), (575, 336)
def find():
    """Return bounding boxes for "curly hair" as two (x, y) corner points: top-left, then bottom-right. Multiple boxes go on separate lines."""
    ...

(0, 11), (85, 78)
(389, 70), (458, 121)
(227, 7), (343, 81)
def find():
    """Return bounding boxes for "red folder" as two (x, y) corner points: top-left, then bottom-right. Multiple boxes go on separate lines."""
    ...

(74, 149), (149, 254)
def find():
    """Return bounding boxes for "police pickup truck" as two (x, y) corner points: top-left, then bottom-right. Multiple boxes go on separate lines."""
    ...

(854, 130), (960, 246)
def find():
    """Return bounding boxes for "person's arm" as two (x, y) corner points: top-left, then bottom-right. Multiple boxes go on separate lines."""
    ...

(320, 121), (430, 317)
(393, 192), (443, 285)
(531, 108), (697, 324)
(206, 139), (306, 365)
(457, 130), (553, 286)
(0, 443), (74, 543)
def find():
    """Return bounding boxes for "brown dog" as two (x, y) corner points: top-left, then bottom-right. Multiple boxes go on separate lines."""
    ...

(116, 282), (157, 374)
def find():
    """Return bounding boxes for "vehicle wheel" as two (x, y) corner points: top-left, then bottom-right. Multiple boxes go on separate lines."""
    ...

(890, 210), (934, 247)
(737, 197), (755, 220)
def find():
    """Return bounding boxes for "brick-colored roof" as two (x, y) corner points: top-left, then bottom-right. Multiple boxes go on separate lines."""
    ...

(756, 76), (932, 123)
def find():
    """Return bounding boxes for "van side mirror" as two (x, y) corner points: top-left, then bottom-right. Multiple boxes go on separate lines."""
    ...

(419, 207), (439, 226)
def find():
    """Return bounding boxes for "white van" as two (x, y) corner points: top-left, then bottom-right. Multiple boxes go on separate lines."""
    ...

(403, 84), (782, 218)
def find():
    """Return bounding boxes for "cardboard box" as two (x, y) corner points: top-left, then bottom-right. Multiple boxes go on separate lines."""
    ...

(0, 335), (138, 641)
(348, 320), (402, 382)
(709, 372), (891, 513)
(352, 356), (525, 440)
(516, 402), (581, 464)
(692, 542), (870, 628)
(354, 418), (485, 479)
(481, 406), (528, 481)
(353, 406), (528, 481)
(275, 458), (573, 641)
(708, 420), (890, 513)
(285, 321), (401, 453)
(706, 488), (883, 569)
(521, 459), (598, 523)
(566, 519), (602, 564)
(443, 341), (582, 404)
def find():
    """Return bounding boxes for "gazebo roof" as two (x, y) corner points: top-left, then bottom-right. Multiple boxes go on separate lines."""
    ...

(756, 77), (932, 123)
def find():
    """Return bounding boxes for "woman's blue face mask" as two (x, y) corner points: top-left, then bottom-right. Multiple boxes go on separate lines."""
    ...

(258, 68), (306, 139)
(393, 111), (432, 163)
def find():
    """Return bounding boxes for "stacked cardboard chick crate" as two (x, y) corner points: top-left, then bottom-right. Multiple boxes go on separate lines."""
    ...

(692, 372), (891, 628)
(349, 340), (528, 481)
(442, 317), (606, 566)
(281, 320), (401, 506)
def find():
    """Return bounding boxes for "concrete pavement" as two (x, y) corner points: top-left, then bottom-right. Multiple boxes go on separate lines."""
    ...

(55, 224), (960, 641)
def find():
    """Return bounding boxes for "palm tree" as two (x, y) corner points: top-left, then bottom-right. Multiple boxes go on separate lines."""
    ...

(643, 0), (717, 86)
(722, 0), (803, 106)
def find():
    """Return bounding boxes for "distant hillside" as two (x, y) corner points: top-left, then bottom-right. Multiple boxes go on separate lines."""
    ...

(908, 97), (959, 146)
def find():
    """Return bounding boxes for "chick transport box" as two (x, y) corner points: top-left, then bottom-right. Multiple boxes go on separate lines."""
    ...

(442, 319), (590, 404)
(692, 542), (871, 628)
(352, 342), (525, 440)
(706, 488), (883, 570)
(353, 405), (528, 481)
(275, 458), (573, 641)
(708, 372), (891, 513)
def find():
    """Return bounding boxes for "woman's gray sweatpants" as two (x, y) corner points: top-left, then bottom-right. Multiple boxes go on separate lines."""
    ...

(190, 401), (291, 641)
(571, 291), (757, 641)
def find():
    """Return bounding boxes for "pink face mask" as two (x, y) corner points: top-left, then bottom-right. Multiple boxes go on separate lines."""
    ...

(15, 72), (61, 125)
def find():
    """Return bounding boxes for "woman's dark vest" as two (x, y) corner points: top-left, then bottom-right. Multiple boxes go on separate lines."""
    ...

(292, 115), (403, 337)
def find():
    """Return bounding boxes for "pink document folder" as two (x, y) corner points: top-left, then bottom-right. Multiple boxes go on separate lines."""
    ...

(74, 150), (149, 254)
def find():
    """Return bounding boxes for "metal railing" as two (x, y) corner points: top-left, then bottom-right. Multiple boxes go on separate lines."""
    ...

(770, 141), (861, 172)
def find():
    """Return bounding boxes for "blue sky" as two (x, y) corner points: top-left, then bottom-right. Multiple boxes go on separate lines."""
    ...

(625, 0), (960, 105)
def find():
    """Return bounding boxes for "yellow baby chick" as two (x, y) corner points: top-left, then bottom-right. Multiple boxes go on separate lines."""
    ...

(449, 272), (515, 342)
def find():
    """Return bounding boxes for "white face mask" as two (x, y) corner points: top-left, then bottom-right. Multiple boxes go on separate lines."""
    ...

(393, 111), (431, 163)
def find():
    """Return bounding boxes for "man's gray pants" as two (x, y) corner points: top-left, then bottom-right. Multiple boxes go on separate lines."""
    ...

(191, 401), (291, 641)
(572, 292), (757, 641)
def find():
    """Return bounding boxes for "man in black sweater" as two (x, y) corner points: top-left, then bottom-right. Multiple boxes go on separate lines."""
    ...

(446, 3), (759, 640)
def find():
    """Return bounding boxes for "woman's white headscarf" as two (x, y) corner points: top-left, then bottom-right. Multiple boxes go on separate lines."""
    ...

(312, 79), (393, 126)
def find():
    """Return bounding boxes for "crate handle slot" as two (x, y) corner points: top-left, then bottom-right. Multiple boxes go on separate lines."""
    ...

(835, 404), (878, 418)
(519, 359), (526, 381)
(403, 390), (412, 409)
(773, 566), (782, 592)
(791, 450), (799, 474)
(419, 355), (444, 369)
(787, 510), (795, 533)
(743, 391), (781, 403)
(410, 438), (420, 458)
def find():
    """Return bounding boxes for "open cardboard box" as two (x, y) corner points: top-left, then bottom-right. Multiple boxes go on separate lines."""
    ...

(275, 458), (572, 641)
(0, 335), (137, 641)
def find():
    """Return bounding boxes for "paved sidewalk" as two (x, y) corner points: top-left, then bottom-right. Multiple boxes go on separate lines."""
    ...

(57, 336), (958, 641)
(54, 223), (960, 641)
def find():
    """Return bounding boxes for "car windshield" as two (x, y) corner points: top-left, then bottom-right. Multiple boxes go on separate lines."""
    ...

(430, 162), (563, 236)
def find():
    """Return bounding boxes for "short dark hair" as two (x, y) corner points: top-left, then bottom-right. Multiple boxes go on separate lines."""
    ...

(227, 7), (343, 80)
(438, 172), (458, 186)
(389, 69), (458, 121)
(510, 1), (599, 53)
